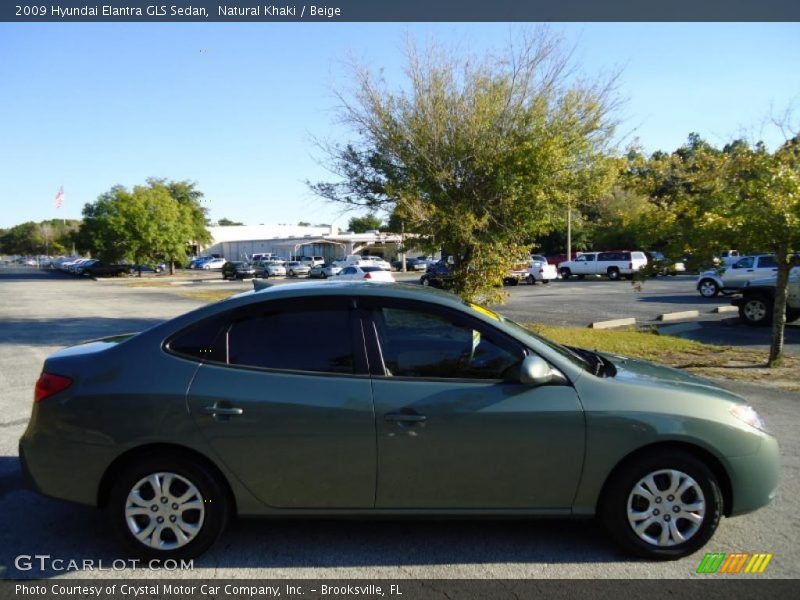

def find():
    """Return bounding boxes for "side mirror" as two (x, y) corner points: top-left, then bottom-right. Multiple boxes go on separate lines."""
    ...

(519, 355), (563, 386)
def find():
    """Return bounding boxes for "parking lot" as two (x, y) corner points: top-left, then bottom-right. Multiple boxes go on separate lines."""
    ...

(0, 266), (798, 579)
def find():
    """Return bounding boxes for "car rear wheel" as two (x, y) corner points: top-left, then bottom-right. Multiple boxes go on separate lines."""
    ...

(600, 450), (722, 560)
(607, 268), (621, 281)
(739, 295), (773, 326)
(526, 274), (536, 285)
(560, 267), (571, 279)
(698, 279), (720, 298)
(107, 454), (229, 560)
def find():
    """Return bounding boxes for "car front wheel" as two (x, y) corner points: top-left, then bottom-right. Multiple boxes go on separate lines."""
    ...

(560, 268), (571, 279)
(107, 454), (229, 560)
(698, 279), (720, 298)
(600, 450), (722, 560)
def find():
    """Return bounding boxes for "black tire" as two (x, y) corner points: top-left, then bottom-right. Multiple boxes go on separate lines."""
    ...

(421, 276), (430, 287)
(560, 267), (571, 279)
(698, 279), (720, 298)
(787, 308), (800, 323)
(738, 295), (773, 326)
(321, 272), (328, 279)
(107, 454), (229, 560)
(607, 268), (621, 281)
(526, 274), (536, 285)
(600, 449), (722, 560)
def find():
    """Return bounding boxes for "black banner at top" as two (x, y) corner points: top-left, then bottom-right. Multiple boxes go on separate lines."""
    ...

(3, 0), (800, 22)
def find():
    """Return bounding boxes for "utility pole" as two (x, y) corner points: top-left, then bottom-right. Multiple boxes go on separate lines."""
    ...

(566, 198), (572, 261)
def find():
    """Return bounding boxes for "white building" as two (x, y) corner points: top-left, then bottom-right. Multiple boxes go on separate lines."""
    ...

(201, 224), (416, 263)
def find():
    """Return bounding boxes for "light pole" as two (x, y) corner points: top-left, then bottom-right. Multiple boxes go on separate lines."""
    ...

(566, 198), (572, 262)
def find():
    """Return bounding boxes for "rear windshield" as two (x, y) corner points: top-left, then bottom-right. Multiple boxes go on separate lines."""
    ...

(362, 266), (382, 272)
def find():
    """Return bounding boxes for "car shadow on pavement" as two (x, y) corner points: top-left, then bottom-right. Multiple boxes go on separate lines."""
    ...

(0, 318), (165, 347)
(0, 455), (624, 579)
(636, 294), (729, 305)
(663, 318), (800, 352)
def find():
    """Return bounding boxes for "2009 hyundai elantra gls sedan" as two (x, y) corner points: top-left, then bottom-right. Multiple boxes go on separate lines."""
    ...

(20, 282), (779, 560)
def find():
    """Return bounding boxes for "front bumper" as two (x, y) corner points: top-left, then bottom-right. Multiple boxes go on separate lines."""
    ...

(726, 433), (781, 516)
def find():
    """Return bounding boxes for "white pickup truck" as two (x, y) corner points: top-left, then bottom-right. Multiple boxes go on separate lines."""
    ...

(731, 267), (800, 326)
(558, 251), (648, 281)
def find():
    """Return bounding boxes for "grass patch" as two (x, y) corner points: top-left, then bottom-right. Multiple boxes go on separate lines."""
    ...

(178, 289), (241, 302)
(526, 324), (800, 391)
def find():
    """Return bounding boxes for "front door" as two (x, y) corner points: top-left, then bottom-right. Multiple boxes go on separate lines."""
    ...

(186, 297), (376, 508)
(363, 300), (585, 509)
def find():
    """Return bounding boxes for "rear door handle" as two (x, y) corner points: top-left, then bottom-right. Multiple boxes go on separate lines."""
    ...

(385, 412), (427, 423)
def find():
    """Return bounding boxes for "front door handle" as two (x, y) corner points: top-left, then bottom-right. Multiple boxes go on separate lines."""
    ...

(203, 406), (243, 416)
(202, 403), (244, 421)
(385, 411), (427, 423)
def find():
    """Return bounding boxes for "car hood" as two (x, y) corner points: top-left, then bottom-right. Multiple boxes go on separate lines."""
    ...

(598, 352), (745, 404)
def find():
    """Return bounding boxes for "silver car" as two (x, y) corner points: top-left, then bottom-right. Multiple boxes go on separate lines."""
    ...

(286, 261), (311, 277)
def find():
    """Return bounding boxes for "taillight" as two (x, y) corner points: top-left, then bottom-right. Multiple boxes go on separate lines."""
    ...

(34, 372), (72, 403)
(364, 273), (372, 280)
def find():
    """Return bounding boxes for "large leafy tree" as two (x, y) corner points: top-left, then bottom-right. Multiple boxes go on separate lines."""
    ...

(624, 134), (800, 366)
(77, 180), (209, 274)
(309, 29), (619, 302)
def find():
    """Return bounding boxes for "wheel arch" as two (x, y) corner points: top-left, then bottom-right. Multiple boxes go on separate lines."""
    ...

(596, 441), (733, 517)
(96, 443), (237, 515)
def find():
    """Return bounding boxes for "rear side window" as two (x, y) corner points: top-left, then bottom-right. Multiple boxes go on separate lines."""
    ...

(167, 312), (230, 362)
(758, 256), (777, 268)
(227, 304), (355, 374)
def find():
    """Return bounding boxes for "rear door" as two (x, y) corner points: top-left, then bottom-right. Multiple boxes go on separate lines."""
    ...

(183, 296), (376, 508)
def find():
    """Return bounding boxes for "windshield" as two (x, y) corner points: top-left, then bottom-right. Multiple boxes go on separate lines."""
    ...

(463, 301), (592, 372)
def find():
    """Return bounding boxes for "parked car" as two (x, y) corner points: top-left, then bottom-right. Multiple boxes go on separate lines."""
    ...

(503, 263), (530, 286)
(309, 263), (342, 279)
(285, 261), (311, 277)
(558, 251), (648, 281)
(731, 267), (800, 326)
(82, 262), (131, 278)
(128, 263), (167, 274)
(546, 252), (581, 267)
(252, 261), (286, 278)
(336, 265), (395, 282)
(527, 255), (558, 284)
(20, 282), (779, 560)
(332, 255), (376, 269)
(696, 254), (779, 298)
(188, 256), (216, 269)
(221, 261), (256, 280)
(299, 256), (325, 268)
(364, 256), (392, 271)
(201, 258), (227, 271)
(72, 258), (99, 275)
(645, 251), (686, 276)
(419, 261), (454, 288)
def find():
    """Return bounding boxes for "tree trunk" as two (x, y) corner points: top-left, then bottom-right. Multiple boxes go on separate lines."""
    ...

(170, 260), (175, 276)
(768, 247), (790, 367)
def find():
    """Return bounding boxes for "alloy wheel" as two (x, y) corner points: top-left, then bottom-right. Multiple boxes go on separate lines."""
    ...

(743, 299), (768, 324)
(626, 469), (706, 548)
(124, 472), (205, 550)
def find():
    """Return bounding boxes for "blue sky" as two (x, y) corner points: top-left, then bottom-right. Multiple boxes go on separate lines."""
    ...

(0, 22), (798, 229)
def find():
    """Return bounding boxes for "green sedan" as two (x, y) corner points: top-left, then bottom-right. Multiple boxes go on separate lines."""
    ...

(19, 282), (779, 560)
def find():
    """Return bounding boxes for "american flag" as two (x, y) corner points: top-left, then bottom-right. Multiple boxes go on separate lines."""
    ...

(54, 186), (64, 209)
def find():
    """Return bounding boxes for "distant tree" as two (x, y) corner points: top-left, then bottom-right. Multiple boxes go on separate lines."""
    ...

(309, 28), (619, 302)
(297, 221), (312, 227)
(0, 222), (42, 255)
(347, 214), (383, 233)
(217, 218), (244, 226)
(77, 180), (209, 275)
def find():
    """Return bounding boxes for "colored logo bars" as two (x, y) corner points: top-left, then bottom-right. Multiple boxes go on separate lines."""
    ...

(696, 552), (773, 574)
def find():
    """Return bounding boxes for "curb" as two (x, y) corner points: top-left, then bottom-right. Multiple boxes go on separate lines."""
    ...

(589, 317), (636, 329)
(712, 306), (739, 314)
(657, 310), (700, 322)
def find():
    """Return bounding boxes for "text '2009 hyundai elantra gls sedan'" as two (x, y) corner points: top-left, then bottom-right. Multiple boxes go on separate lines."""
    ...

(20, 282), (779, 560)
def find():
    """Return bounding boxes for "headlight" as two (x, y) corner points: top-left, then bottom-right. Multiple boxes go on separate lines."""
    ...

(731, 405), (769, 433)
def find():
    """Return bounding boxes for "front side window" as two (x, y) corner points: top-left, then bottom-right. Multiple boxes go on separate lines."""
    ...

(227, 304), (355, 374)
(734, 257), (755, 269)
(373, 306), (522, 380)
